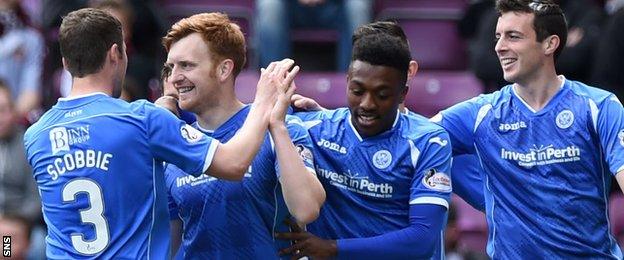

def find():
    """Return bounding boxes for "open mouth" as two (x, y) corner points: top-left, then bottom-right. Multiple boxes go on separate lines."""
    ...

(178, 86), (195, 94)
(357, 113), (379, 126)
(500, 57), (517, 69)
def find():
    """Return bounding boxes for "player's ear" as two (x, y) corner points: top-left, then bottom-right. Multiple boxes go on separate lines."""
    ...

(543, 35), (560, 57)
(217, 59), (234, 82)
(62, 57), (68, 71)
(407, 60), (418, 80)
(109, 43), (123, 63)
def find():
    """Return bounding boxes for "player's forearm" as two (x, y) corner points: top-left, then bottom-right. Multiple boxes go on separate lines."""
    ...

(207, 101), (272, 180)
(336, 204), (446, 260)
(271, 124), (325, 224)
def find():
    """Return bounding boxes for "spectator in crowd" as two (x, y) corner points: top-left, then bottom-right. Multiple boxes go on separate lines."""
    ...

(0, 214), (32, 260)
(0, 80), (40, 223)
(255, 0), (373, 71)
(592, 0), (624, 100)
(0, 0), (44, 120)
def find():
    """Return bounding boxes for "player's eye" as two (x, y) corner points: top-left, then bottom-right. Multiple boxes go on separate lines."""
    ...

(350, 88), (364, 96)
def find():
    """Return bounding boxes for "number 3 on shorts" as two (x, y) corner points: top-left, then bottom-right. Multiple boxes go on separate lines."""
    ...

(62, 178), (110, 255)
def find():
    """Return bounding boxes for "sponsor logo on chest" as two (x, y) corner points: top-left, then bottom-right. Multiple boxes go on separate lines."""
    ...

(500, 144), (581, 167)
(316, 138), (347, 154)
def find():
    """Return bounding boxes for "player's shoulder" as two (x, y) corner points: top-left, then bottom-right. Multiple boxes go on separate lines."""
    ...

(565, 79), (620, 106)
(293, 108), (349, 130)
(400, 113), (450, 143)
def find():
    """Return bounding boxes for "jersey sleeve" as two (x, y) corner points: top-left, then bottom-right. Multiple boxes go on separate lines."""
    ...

(451, 154), (486, 211)
(596, 95), (624, 175)
(164, 163), (181, 220)
(145, 103), (219, 176)
(408, 130), (453, 209)
(273, 116), (317, 177)
(434, 96), (487, 155)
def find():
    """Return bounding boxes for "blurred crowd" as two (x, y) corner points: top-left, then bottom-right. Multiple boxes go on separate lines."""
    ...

(1, 0), (623, 259)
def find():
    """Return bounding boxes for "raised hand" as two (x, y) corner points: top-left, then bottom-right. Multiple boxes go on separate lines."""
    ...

(291, 94), (324, 112)
(255, 59), (297, 106)
(154, 95), (180, 117)
(270, 63), (300, 127)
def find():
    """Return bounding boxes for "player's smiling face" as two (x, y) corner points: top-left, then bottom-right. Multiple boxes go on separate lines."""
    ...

(495, 12), (546, 84)
(166, 33), (220, 114)
(347, 60), (406, 138)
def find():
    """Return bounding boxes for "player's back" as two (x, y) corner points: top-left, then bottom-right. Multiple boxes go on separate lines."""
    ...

(25, 94), (175, 259)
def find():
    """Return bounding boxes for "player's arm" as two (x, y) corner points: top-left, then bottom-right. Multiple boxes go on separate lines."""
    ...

(207, 60), (300, 180)
(271, 81), (325, 224)
(595, 95), (624, 195)
(276, 204), (446, 259)
(170, 219), (183, 258)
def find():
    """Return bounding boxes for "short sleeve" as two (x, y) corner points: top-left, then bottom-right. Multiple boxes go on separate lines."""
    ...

(409, 130), (453, 209)
(433, 96), (488, 155)
(274, 116), (317, 177)
(164, 163), (181, 220)
(596, 95), (624, 175)
(145, 103), (219, 176)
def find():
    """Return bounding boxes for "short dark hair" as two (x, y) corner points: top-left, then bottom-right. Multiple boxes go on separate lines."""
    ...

(351, 34), (411, 86)
(496, 0), (567, 59)
(59, 8), (124, 77)
(352, 20), (408, 46)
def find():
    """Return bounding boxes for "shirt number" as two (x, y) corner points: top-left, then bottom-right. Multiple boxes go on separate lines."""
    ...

(62, 179), (110, 255)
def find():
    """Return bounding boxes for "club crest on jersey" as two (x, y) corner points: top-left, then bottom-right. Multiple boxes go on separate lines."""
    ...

(555, 110), (574, 129)
(618, 129), (624, 147)
(180, 125), (202, 143)
(422, 168), (451, 192)
(49, 126), (91, 155)
(372, 150), (392, 169)
(296, 144), (314, 165)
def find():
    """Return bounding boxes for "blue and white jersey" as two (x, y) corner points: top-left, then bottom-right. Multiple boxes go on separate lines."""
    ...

(297, 108), (452, 260)
(165, 105), (316, 259)
(436, 77), (624, 259)
(23, 93), (218, 259)
(406, 109), (486, 211)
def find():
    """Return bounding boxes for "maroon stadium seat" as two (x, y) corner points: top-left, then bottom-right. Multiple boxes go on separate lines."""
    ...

(405, 71), (483, 117)
(453, 195), (488, 253)
(293, 72), (347, 109)
(609, 193), (624, 247)
(376, 0), (468, 70)
(234, 70), (260, 103)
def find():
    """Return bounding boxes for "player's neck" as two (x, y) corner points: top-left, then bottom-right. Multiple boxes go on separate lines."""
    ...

(68, 74), (114, 97)
(196, 94), (245, 131)
(512, 69), (562, 112)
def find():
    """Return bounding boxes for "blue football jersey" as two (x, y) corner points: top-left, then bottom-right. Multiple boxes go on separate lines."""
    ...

(23, 93), (218, 259)
(166, 105), (316, 259)
(436, 77), (624, 259)
(406, 109), (486, 211)
(297, 108), (452, 260)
